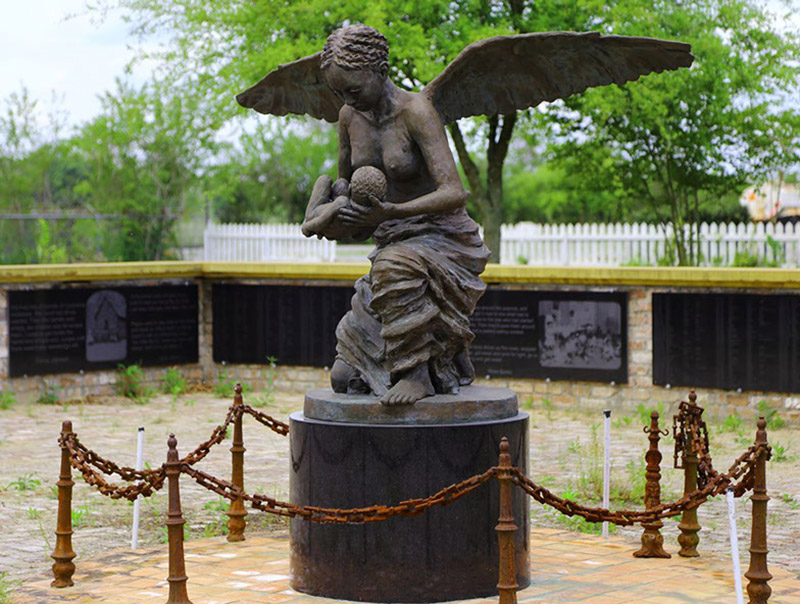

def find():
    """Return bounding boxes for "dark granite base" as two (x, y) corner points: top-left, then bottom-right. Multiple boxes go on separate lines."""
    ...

(289, 411), (530, 603)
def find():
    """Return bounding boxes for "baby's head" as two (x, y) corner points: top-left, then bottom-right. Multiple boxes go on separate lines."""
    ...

(350, 166), (387, 205)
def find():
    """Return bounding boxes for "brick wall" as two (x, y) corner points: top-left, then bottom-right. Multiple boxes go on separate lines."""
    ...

(1, 266), (799, 424)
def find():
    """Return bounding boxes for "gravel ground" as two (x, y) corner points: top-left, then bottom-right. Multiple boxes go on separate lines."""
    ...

(1, 386), (798, 594)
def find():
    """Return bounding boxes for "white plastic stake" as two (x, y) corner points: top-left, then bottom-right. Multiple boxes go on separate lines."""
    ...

(726, 487), (745, 604)
(131, 427), (145, 550)
(602, 409), (611, 538)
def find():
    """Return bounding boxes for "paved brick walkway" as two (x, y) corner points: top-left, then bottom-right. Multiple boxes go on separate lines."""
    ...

(15, 527), (800, 603)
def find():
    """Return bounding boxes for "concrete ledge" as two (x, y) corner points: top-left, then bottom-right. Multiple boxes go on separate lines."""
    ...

(1, 261), (799, 289)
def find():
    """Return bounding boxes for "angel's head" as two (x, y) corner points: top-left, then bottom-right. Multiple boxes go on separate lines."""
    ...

(321, 24), (389, 111)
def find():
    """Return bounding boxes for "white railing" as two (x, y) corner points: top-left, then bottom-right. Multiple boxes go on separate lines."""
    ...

(203, 221), (800, 267)
(203, 223), (337, 262)
(500, 221), (800, 267)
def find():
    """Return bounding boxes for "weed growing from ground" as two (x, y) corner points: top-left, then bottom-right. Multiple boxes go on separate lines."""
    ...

(36, 382), (60, 405)
(251, 356), (279, 408)
(0, 571), (20, 604)
(0, 390), (16, 410)
(757, 401), (785, 431)
(8, 474), (40, 491)
(162, 367), (189, 398)
(721, 413), (744, 433)
(213, 367), (252, 399)
(770, 442), (794, 463)
(116, 364), (153, 403)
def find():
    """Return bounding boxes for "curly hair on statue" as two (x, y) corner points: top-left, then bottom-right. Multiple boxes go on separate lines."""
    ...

(321, 24), (389, 73)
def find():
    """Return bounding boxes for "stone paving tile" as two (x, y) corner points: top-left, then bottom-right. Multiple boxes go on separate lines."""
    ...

(12, 528), (799, 604)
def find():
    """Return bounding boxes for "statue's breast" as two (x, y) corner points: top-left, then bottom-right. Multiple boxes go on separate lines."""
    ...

(380, 126), (422, 183)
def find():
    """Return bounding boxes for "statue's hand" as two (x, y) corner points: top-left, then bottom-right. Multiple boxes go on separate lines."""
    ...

(339, 194), (391, 227)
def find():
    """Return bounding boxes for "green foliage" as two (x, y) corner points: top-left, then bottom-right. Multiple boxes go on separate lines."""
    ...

(35, 383), (60, 405)
(0, 390), (16, 410)
(548, 0), (800, 265)
(634, 402), (666, 428)
(116, 364), (153, 403)
(721, 413), (744, 433)
(0, 571), (19, 604)
(8, 474), (40, 491)
(213, 368), (251, 399)
(756, 401), (785, 431)
(779, 493), (800, 510)
(770, 442), (794, 463)
(550, 488), (616, 535)
(251, 356), (279, 408)
(71, 503), (95, 528)
(162, 367), (189, 397)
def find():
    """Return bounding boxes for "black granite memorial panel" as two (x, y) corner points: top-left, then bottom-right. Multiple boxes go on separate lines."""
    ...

(471, 290), (628, 383)
(8, 285), (198, 377)
(653, 293), (800, 393)
(212, 284), (352, 367)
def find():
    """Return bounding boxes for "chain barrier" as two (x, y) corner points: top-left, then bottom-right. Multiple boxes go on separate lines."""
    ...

(181, 462), (497, 524)
(58, 391), (769, 526)
(59, 403), (242, 500)
(240, 405), (290, 436)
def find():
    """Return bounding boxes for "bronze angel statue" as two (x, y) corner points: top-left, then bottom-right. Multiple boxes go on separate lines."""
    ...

(237, 25), (693, 406)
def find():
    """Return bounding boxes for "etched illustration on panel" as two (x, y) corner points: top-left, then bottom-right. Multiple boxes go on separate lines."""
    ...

(85, 290), (127, 362)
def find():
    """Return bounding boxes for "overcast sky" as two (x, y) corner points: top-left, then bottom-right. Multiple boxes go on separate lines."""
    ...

(1, 1), (798, 136)
(0, 1), (150, 131)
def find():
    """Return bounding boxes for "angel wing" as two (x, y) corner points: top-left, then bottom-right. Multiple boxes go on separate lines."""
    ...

(235, 52), (343, 123)
(424, 32), (694, 125)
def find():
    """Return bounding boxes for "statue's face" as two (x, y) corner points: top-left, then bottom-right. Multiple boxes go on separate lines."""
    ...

(324, 64), (385, 112)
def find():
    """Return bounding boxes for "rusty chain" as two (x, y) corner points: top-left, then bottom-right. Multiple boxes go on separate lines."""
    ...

(181, 462), (497, 524)
(240, 405), (290, 436)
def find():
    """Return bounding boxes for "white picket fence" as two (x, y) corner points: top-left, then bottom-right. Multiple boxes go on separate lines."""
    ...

(203, 223), (337, 262)
(203, 221), (800, 267)
(500, 221), (800, 267)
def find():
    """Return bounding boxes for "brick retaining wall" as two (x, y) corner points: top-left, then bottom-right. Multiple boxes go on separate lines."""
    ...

(1, 262), (799, 424)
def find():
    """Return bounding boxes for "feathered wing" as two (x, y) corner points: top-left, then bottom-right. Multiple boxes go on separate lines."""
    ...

(424, 32), (694, 124)
(236, 52), (343, 123)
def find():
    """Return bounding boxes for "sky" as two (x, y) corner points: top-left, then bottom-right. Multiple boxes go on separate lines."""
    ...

(1, 1), (798, 137)
(0, 1), (152, 131)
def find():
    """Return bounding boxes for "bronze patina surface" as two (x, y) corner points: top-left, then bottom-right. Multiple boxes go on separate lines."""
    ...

(303, 385), (518, 424)
(238, 25), (694, 407)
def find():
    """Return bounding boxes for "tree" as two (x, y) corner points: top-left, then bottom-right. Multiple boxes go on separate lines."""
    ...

(547, 0), (800, 265)
(74, 81), (213, 260)
(207, 122), (337, 224)
(95, 0), (599, 259)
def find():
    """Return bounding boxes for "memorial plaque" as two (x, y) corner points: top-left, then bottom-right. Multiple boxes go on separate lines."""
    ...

(471, 290), (627, 383)
(212, 284), (352, 367)
(8, 285), (198, 377)
(653, 293), (800, 393)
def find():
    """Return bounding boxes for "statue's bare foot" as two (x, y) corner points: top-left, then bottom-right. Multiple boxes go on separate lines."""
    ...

(381, 364), (434, 406)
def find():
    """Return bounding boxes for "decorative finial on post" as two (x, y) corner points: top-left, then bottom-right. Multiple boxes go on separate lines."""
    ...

(634, 411), (671, 558)
(51, 420), (76, 588)
(227, 384), (247, 542)
(745, 417), (772, 604)
(688, 390), (697, 405)
(165, 434), (192, 604)
(496, 436), (518, 604)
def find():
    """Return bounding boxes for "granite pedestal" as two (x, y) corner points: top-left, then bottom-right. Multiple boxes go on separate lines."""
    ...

(289, 386), (530, 603)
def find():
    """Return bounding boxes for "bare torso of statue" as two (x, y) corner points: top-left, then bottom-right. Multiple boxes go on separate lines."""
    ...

(237, 23), (694, 406)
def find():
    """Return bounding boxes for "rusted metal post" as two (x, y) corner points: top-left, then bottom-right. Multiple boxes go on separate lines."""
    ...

(634, 411), (671, 558)
(496, 437), (518, 604)
(51, 420), (76, 588)
(678, 392), (701, 557)
(745, 417), (772, 604)
(226, 383), (247, 542)
(165, 434), (193, 604)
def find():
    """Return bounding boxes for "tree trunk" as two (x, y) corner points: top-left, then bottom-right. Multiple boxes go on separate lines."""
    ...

(448, 113), (517, 263)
